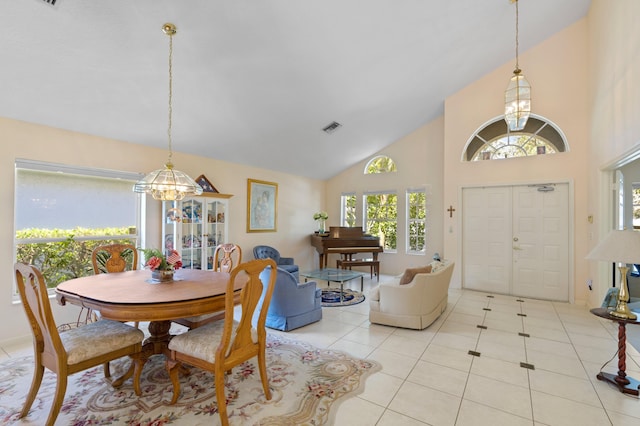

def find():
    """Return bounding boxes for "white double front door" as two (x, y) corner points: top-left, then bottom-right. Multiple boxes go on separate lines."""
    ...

(462, 183), (569, 301)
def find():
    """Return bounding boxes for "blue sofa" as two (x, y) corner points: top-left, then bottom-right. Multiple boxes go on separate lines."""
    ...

(253, 245), (299, 280)
(259, 266), (322, 331)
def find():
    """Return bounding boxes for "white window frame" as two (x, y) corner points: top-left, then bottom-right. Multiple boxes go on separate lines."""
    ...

(406, 187), (429, 255)
(364, 190), (397, 252)
(14, 159), (145, 297)
(341, 192), (357, 227)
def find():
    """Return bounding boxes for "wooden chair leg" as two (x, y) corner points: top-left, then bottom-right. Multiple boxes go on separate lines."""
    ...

(215, 371), (229, 426)
(47, 374), (68, 426)
(132, 355), (144, 396)
(257, 349), (271, 400)
(166, 359), (182, 405)
(103, 362), (111, 378)
(21, 364), (44, 418)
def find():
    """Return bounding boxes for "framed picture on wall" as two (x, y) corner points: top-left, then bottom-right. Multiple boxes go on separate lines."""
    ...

(247, 178), (278, 232)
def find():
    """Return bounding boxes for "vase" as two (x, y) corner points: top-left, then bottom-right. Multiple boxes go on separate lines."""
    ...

(152, 269), (174, 282)
(317, 219), (326, 234)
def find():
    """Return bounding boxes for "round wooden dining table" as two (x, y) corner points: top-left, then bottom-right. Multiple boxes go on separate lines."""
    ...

(55, 268), (238, 379)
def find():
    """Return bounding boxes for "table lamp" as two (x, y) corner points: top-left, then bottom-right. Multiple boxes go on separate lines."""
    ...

(586, 230), (639, 320)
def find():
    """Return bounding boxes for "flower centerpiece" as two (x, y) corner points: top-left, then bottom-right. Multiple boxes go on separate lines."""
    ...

(141, 248), (182, 282)
(313, 211), (328, 233)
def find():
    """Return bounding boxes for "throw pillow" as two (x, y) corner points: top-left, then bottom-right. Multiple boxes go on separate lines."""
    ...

(399, 265), (432, 285)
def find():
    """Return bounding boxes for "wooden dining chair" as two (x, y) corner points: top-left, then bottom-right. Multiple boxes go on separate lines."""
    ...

(92, 243), (138, 274)
(212, 243), (242, 273)
(91, 243), (141, 374)
(172, 243), (242, 330)
(14, 263), (145, 426)
(165, 258), (277, 426)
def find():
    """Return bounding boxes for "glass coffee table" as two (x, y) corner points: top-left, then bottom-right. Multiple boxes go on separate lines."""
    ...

(300, 268), (365, 305)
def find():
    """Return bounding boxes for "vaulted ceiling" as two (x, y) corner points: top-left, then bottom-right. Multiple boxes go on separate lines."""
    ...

(4, 0), (591, 179)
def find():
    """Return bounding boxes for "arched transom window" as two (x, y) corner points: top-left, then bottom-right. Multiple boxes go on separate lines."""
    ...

(464, 116), (567, 161)
(365, 155), (397, 174)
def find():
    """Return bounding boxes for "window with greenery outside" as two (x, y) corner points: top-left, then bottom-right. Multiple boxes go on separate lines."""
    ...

(365, 155), (397, 174)
(16, 228), (136, 289)
(365, 192), (397, 251)
(341, 193), (357, 227)
(407, 190), (427, 253)
(14, 162), (140, 291)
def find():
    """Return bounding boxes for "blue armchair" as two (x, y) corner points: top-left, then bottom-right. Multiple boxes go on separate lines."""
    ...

(253, 245), (299, 280)
(259, 266), (322, 331)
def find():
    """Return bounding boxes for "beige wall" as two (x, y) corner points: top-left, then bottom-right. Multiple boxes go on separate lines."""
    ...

(1, 117), (324, 345)
(443, 19), (590, 302)
(326, 117), (445, 276)
(587, 0), (640, 308)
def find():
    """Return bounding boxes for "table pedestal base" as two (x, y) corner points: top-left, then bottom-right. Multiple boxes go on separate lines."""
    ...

(597, 372), (640, 396)
(112, 319), (189, 389)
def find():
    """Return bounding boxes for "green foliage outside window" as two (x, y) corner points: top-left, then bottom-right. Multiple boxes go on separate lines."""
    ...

(366, 193), (397, 250)
(343, 194), (357, 227)
(16, 227), (136, 288)
(365, 156), (397, 174)
(408, 191), (426, 252)
(633, 187), (640, 225)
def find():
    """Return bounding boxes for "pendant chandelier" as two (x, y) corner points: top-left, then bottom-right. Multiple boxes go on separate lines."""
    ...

(134, 23), (203, 201)
(504, 0), (531, 132)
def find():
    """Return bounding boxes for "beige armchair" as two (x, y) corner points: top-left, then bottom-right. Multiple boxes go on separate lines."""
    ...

(369, 262), (454, 329)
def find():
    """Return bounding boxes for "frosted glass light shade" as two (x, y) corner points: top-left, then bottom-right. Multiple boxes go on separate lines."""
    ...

(133, 163), (203, 201)
(504, 71), (531, 131)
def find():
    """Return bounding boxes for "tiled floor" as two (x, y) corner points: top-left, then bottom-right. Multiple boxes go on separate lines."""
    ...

(3, 274), (640, 425)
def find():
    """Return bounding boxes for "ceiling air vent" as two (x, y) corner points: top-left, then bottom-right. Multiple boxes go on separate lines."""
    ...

(322, 121), (342, 134)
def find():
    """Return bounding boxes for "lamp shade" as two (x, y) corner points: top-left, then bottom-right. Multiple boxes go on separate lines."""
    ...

(133, 162), (202, 201)
(504, 70), (531, 131)
(586, 230), (640, 265)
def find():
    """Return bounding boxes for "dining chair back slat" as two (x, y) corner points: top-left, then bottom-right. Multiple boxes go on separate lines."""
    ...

(92, 243), (138, 274)
(212, 243), (242, 273)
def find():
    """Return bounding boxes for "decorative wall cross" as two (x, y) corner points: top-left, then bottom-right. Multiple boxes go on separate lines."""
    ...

(447, 205), (456, 218)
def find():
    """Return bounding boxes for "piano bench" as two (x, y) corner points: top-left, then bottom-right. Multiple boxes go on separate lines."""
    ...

(336, 259), (380, 282)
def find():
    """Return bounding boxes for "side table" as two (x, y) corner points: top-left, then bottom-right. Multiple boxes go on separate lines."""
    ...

(590, 307), (640, 396)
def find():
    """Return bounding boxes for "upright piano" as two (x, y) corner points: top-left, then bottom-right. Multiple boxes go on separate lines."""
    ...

(310, 226), (383, 269)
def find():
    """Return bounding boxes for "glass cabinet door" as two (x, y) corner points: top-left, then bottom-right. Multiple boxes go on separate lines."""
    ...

(181, 198), (203, 269)
(162, 195), (230, 270)
(203, 200), (226, 269)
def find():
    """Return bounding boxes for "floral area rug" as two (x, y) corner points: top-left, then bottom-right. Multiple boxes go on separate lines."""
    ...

(0, 334), (380, 425)
(321, 289), (365, 307)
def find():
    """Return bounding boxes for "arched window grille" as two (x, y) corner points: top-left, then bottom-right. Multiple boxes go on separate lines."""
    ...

(365, 155), (397, 174)
(464, 116), (567, 161)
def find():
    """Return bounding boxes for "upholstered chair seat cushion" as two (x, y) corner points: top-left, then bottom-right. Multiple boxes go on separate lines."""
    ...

(168, 319), (257, 363)
(61, 319), (144, 365)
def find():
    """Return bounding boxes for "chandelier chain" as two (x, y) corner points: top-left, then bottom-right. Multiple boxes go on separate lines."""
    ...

(514, 0), (520, 72)
(167, 29), (174, 164)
